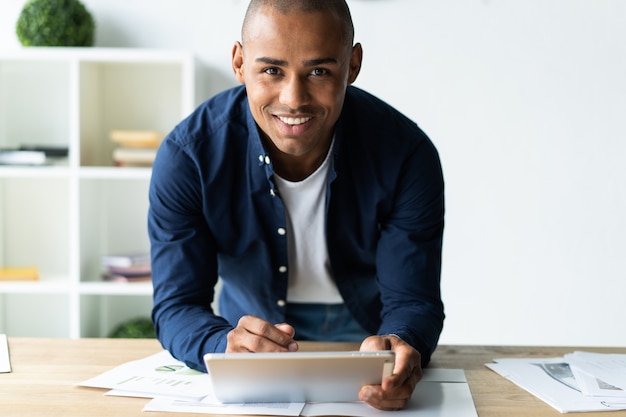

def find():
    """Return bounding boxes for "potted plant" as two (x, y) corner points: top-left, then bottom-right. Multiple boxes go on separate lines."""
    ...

(16, 0), (95, 47)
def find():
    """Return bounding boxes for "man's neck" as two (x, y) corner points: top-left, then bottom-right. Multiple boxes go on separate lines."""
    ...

(263, 137), (333, 182)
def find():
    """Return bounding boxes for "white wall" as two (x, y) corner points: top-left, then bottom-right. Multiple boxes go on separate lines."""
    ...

(2, 0), (625, 348)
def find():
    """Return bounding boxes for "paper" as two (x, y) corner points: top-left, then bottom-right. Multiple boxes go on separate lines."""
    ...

(565, 351), (626, 395)
(143, 368), (477, 417)
(143, 398), (306, 416)
(486, 356), (626, 413)
(82, 350), (476, 417)
(79, 350), (211, 401)
(0, 334), (11, 373)
(302, 381), (476, 417)
(82, 350), (307, 416)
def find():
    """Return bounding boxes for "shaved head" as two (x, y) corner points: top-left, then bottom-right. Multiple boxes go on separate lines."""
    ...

(242, 0), (355, 47)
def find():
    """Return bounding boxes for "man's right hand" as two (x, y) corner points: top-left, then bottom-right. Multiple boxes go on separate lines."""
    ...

(226, 315), (299, 353)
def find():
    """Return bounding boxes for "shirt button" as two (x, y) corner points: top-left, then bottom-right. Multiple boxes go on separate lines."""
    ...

(279, 266), (287, 273)
(277, 299), (286, 307)
(264, 155), (271, 165)
(270, 189), (276, 197)
(258, 154), (264, 163)
(277, 227), (286, 235)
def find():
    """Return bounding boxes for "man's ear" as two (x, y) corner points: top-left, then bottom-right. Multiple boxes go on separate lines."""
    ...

(232, 41), (245, 84)
(348, 43), (363, 84)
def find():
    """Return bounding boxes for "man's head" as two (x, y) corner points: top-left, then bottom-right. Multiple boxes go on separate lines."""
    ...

(232, 0), (362, 171)
(242, 0), (355, 50)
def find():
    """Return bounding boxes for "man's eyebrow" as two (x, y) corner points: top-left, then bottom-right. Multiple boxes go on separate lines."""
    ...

(303, 58), (338, 66)
(255, 57), (288, 66)
(254, 57), (338, 67)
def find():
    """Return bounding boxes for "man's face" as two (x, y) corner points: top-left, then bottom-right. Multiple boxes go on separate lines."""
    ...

(233, 7), (361, 158)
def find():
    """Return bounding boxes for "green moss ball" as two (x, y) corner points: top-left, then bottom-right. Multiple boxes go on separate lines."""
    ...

(16, 0), (95, 47)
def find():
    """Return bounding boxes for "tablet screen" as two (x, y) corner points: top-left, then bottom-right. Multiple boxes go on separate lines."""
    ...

(204, 350), (395, 403)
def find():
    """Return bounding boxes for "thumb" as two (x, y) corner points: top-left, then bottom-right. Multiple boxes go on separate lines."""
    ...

(275, 323), (296, 338)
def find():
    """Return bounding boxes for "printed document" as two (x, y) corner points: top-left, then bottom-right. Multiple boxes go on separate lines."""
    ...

(81, 349), (477, 416)
(486, 353), (626, 413)
(0, 334), (10, 373)
(143, 368), (477, 417)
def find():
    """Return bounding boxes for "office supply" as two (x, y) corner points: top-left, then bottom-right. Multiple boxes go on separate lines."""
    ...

(80, 350), (210, 401)
(565, 351), (626, 395)
(144, 368), (476, 417)
(486, 355), (626, 413)
(203, 350), (394, 403)
(4, 338), (626, 417)
(0, 334), (10, 373)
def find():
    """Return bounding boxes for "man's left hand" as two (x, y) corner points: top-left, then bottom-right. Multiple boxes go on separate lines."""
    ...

(358, 334), (422, 410)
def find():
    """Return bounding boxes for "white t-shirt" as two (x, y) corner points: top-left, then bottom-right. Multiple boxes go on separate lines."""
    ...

(273, 144), (343, 304)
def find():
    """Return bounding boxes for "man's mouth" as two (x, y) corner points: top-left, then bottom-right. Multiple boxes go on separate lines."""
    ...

(277, 116), (312, 126)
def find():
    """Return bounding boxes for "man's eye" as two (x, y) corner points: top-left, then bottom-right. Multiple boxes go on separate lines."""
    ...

(310, 68), (328, 76)
(264, 67), (280, 75)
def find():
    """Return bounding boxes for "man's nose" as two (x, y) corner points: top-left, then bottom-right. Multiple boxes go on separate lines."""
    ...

(280, 75), (310, 109)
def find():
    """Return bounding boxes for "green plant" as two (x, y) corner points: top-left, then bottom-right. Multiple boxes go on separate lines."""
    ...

(109, 317), (156, 339)
(16, 0), (95, 47)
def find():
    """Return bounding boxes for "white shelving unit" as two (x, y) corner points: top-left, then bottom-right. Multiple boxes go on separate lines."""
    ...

(0, 48), (195, 338)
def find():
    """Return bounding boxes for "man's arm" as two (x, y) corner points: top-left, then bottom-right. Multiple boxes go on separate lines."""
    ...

(375, 137), (445, 367)
(149, 137), (232, 371)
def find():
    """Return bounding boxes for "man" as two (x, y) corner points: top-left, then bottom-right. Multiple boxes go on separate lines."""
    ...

(148, 0), (444, 410)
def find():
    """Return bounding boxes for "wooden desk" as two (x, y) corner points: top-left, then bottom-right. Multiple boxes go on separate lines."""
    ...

(1, 338), (625, 417)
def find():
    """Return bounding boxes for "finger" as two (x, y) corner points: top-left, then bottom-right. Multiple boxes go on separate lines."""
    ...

(274, 323), (298, 351)
(226, 316), (296, 353)
(359, 384), (410, 411)
(359, 335), (390, 352)
(274, 323), (296, 338)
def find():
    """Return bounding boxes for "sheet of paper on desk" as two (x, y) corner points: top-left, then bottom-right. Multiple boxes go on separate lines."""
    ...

(564, 351), (626, 395)
(79, 350), (211, 401)
(144, 368), (477, 417)
(144, 398), (306, 416)
(0, 334), (11, 373)
(486, 357), (626, 413)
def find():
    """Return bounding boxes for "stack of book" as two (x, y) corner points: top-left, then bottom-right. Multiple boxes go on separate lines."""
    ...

(0, 145), (68, 166)
(110, 130), (163, 167)
(0, 267), (39, 281)
(102, 252), (151, 282)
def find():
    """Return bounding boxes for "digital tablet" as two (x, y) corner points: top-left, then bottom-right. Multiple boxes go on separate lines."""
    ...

(203, 350), (395, 403)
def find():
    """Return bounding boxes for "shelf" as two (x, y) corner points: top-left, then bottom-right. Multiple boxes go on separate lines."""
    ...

(0, 279), (71, 294)
(0, 165), (71, 178)
(0, 48), (194, 338)
(78, 166), (152, 180)
(79, 281), (153, 295)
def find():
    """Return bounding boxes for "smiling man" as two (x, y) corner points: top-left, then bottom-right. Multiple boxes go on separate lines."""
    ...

(149, 0), (445, 411)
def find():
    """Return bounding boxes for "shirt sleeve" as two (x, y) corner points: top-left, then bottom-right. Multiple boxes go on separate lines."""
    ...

(148, 135), (232, 372)
(375, 138), (445, 367)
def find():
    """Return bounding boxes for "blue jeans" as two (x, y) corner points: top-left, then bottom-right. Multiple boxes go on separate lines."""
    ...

(285, 303), (370, 342)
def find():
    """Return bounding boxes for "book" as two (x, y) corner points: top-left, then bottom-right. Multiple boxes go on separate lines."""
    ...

(112, 147), (157, 167)
(0, 150), (47, 166)
(110, 130), (164, 149)
(0, 267), (39, 281)
(18, 144), (69, 158)
(107, 264), (152, 277)
(103, 273), (152, 283)
(102, 253), (150, 268)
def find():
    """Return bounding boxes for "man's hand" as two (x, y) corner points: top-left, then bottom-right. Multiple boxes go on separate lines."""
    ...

(358, 335), (422, 410)
(226, 315), (299, 353)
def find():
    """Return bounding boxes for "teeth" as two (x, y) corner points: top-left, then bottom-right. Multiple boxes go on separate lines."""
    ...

(278, 116), (311, 125)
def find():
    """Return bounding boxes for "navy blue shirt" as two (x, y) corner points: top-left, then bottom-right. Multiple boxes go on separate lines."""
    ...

(148, 85), (445, 371)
